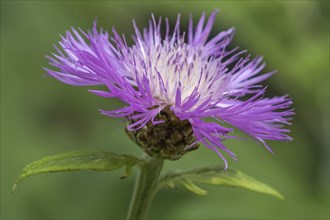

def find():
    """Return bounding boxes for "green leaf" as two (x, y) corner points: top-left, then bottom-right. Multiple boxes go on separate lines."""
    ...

(158, 166), (284, 200)
(13, 149), (141, 192)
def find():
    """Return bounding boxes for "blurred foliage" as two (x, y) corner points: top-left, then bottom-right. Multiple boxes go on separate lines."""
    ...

(1, 1), (329, 219)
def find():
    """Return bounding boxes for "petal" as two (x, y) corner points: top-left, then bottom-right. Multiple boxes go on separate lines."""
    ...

(189, 118), (236, 169)
(45, 23), (126, 86)
(226, 57), (275, 97)
(217, 91), (294, 152)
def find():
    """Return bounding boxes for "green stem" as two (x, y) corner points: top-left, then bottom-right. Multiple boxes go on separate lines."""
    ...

(126, 154), (164, 220)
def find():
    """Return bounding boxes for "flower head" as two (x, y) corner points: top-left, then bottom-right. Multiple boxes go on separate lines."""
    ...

(45, 10), (294, 169)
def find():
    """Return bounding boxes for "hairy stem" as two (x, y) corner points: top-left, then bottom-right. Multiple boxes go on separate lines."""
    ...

(126, 154), (164, 220)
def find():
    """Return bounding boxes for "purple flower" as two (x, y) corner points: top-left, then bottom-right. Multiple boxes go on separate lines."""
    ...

(45, 10), (294, 169)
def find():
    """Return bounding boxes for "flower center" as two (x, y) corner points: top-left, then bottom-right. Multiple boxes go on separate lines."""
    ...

(126, 41), (226, 108)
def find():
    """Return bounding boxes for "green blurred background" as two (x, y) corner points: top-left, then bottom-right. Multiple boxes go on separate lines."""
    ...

(1, 1), (329, 219)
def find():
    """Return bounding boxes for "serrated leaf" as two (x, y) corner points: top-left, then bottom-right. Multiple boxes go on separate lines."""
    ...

(158, 166), (284, 200)
(13, 149), (141, 192)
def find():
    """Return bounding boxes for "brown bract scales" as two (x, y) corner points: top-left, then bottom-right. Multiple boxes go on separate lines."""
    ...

(126, 106), (199, 160)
